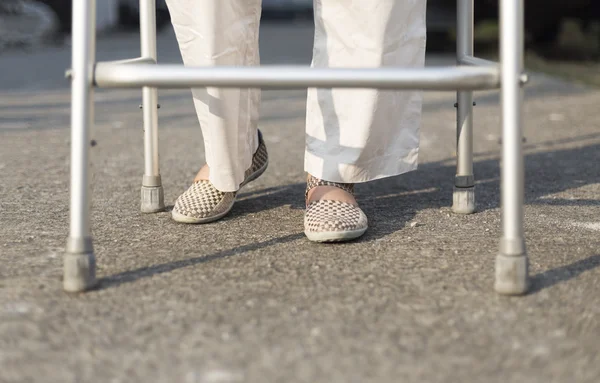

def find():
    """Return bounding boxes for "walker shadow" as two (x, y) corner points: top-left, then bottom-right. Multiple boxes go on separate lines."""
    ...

(99, 139), (599, 291)
(529, 255), (600, 294)
(229, 134), (600, 216)
(97, 232), (306, 290)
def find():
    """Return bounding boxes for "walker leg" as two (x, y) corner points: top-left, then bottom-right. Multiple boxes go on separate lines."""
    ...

(64, 0), (97, 292)
(495, 0), (529, 295)
(140, 0), (164, 213)
(453, 0), (476, 214)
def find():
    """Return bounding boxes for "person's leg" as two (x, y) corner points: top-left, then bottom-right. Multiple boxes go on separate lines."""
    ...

(166, 0), (268, 223)
(304, 0), (427, 241)
(165, 0), (262, 192)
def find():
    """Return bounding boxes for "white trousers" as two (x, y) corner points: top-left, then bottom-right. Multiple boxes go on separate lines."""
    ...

(165, 0), (427, 192)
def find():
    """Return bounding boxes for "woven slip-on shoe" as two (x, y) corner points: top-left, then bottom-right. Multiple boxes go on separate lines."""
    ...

(171, 131), (268, 224)
(304, 175), (368, 242)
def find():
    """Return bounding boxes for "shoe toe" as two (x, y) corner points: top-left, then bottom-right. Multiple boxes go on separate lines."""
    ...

(304, 200), (368, 234)
(172, 181), (233, 221)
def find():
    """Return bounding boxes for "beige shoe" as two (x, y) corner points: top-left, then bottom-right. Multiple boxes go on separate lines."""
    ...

(304, 175), (368, 242)
(171, 131), (268, 224)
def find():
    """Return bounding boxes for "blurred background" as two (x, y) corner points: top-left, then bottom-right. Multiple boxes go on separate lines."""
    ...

(1, 0), (599, 85)
(0, 0), (600, 79)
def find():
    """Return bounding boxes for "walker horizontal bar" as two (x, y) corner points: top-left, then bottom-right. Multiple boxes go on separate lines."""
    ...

(459, 55), (497, 67)
(94, 63), (500, 90)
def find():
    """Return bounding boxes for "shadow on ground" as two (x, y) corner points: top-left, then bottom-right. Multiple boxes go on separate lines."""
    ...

(529, 254), (600, 294)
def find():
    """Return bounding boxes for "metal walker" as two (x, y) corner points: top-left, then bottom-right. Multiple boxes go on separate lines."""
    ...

(65, 0), (529, 295)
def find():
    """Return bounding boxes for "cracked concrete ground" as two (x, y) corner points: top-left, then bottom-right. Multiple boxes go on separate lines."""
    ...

(0, 22), (599, 383)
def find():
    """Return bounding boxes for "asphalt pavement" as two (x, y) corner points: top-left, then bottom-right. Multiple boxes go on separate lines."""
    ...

(0, 22), (599, 383)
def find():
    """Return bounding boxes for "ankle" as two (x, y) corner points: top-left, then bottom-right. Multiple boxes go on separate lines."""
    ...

(306, 174), (357, 206)
(193, 164), (210, 182)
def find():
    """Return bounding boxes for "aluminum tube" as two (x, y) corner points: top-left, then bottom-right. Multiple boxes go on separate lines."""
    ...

(456, 0), (474, 178)
(142, 86), (160, 178)
(140, 0), (157, 59)
(69, 0), (96, 240)
(456, 91), (474, 176)
(94, 64), (500, 90)
(457, 0), (474, 59)
(140, 0), (160, 178)
(500, 0), (525, 243)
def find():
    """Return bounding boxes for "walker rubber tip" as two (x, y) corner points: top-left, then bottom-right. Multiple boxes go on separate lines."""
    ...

(495, 253), (529, 295)
(141, 185), (165, 213)
(63, 253), (97, 292)
(452, 186), (476, 214)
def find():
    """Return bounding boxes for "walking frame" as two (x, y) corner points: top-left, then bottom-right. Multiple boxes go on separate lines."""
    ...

(65, 0), (529, 295)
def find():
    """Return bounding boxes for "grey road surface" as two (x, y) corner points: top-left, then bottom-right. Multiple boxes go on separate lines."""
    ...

(0, 22), (599, 383)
